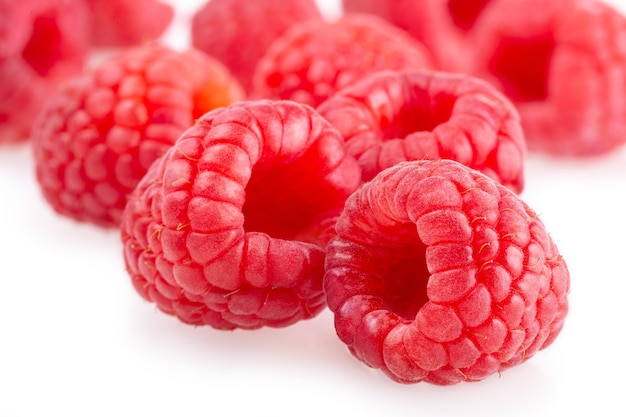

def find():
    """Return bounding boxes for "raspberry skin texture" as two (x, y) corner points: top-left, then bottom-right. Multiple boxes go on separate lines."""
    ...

(32, 44), (244, 227)
(252, 13), (435, 108)
(84, 0), (174, 47)
(341, 0), (494, 72)
(0, 0), (89, 142)
(469, 0), (626, 156)
(324, 159), (570, 385)
(317, 69), (526, 192)
(120, 100), (362, 330)
(191, 0), (322, 93)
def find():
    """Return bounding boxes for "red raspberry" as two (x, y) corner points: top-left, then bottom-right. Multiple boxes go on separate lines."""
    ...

(252, 13), (434, 108)
(191, 0), (322, 93)
(15, 0), (89, 82)
(324, 159), (569, 385)
(0, 57), (53, 143)
(120, 100), (362, 330)
(469, 0), (626, 156)
(0, 0), (32, 57)
(317, 69), (526, 193)
(0, 0), (89, 142)
(84, 0), (174, 47)
(342, 0), (493, 71)
(32, 44), (244, 227)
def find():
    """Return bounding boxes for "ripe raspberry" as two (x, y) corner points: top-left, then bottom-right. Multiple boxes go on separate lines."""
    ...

(342, 0), (493, 71)
(324, 159), (569, 385)
(121, 100), (362, 330)
(0, 0), (89, 142)
(0, 57), (53, 143)
(15, 0), (89, 82)
(469, 0), (626, 156)
(317, 69), (526, 192)
(0, 0), (32, 57)
(84, 0), (174, 47)
(191, 0), (322, 93)
(252, 13), (434, 108)
(32, 44), (244, 227)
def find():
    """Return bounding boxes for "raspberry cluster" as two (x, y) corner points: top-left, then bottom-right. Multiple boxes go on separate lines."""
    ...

(5, 0), (601, 386)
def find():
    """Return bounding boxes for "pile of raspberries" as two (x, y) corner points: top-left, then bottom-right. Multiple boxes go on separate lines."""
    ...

(9, 0), (626, 385)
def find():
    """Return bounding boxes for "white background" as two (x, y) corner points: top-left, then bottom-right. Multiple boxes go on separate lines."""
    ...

(2, 0), (626, 416)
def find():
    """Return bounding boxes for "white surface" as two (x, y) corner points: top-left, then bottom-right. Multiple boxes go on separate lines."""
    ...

(1, 1), (626, 416)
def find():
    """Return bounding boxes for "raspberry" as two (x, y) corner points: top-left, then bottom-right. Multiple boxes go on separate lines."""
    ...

(317, 69), (526, 193)
(15, 0), (89, 82)
(191, 0), (322, 93)
(0, 57), (53, 143)
(252, 13), (434, 108)
(32, 44), (244, 227)
(341, 0), (492, 71)
(324, 159), (569, 385)
(469, 0), (626, 156)
(0, 0), (89, 142)
(0, 0), (32, 57)
(120, 100), (362, 330)
(85, 0), (174, 47)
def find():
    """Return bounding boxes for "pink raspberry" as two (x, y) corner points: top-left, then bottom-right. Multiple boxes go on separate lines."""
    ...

(0, 0), (32, 57)
(324, 159), (569, 385)
(0, 57), (53, 143)
(252, 13), (434, 107)
(317, 69), (526, 192)
(469, 0), (626, 156)
(84, 0), (174, 47)
(121, 100), (362, 330)
(0, 0), (89, 142)
(341, 0), (494, 71)
(32, 44), (244, 227)
(191, 0), (322, 93)
(14, 0), (89, 82)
